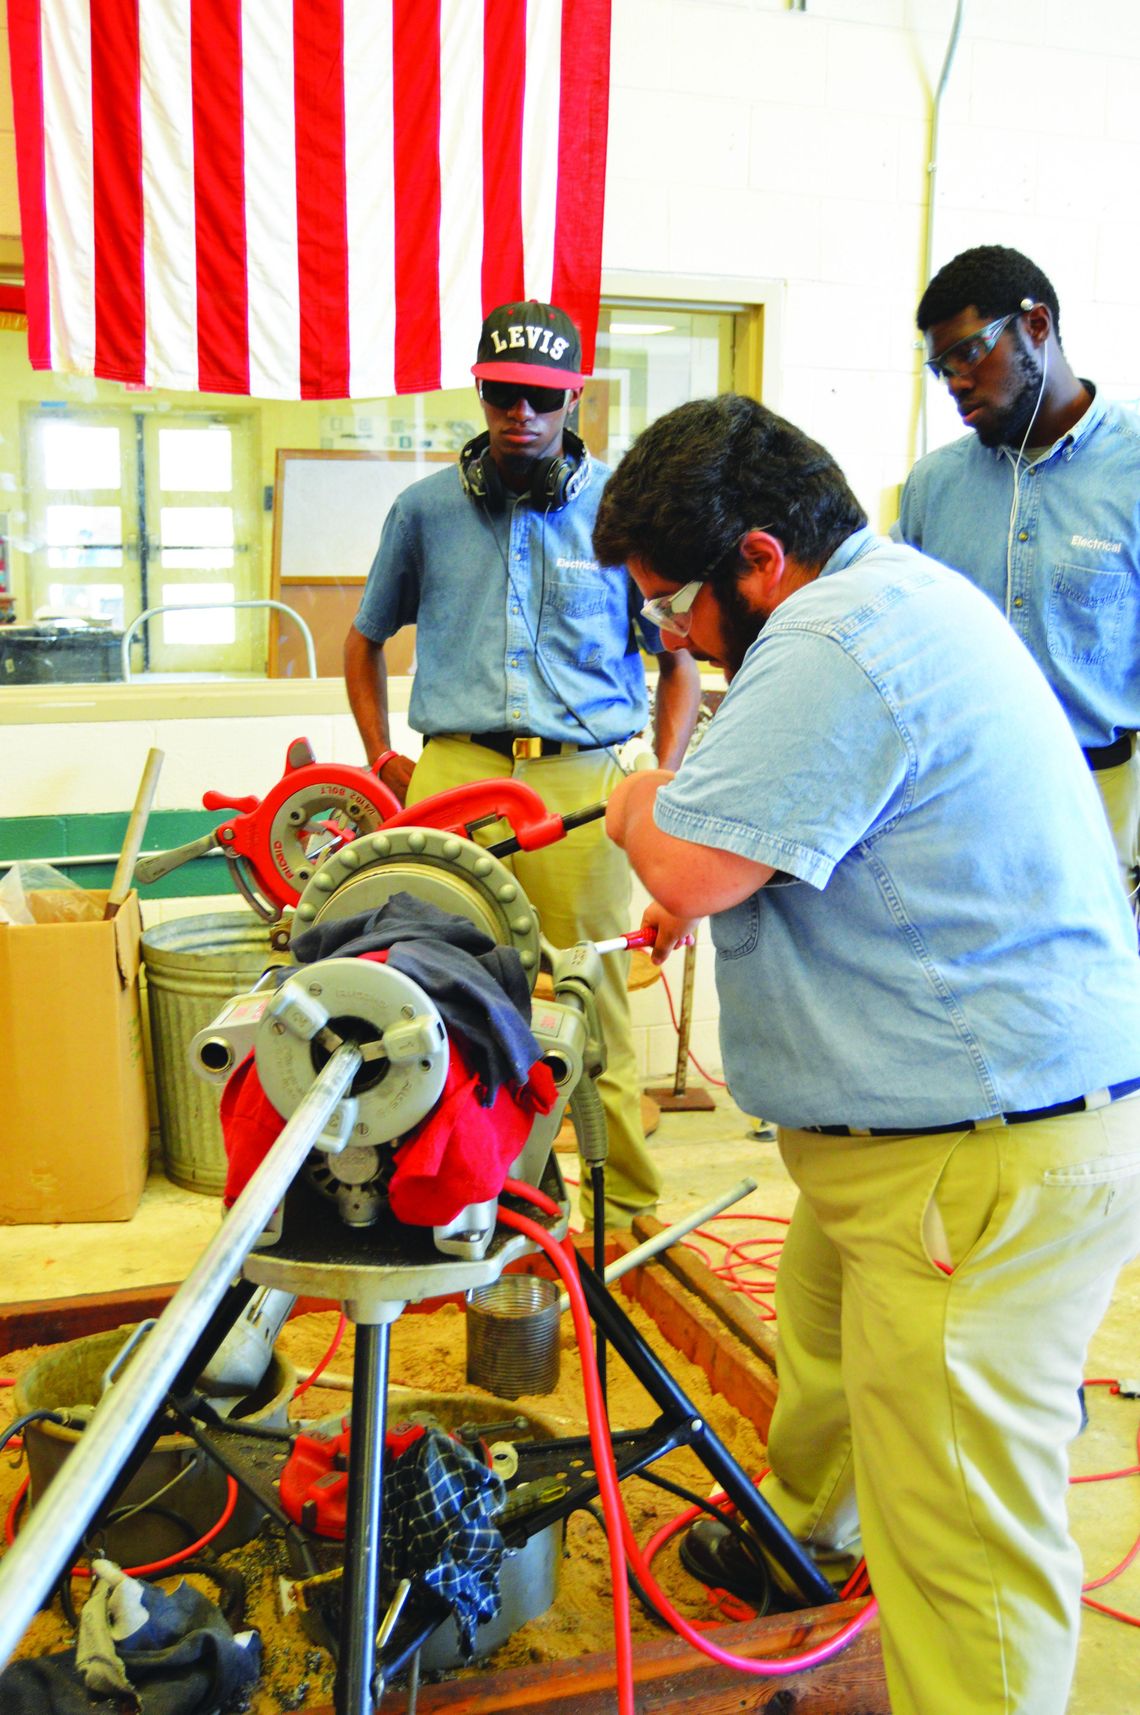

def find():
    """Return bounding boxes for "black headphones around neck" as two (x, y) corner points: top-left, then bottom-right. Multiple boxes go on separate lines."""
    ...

(458, 428), (589, 514)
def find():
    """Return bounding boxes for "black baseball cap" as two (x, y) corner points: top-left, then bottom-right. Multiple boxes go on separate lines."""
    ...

(472, 300), (585, 388)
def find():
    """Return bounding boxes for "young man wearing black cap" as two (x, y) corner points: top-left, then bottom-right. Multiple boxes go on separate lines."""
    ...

(345, 300), (701, 1228)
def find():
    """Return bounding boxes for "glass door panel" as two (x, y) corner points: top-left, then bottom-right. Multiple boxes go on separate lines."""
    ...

(142, 412), (259, 676)
(24, 412), (133, 637)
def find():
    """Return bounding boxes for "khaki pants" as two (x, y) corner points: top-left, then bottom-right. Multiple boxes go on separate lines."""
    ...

(762, 1105), (1140, 1715)
(407, 738), (659, 1228)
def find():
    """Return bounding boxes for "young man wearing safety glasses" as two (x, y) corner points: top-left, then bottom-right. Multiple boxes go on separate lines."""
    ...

(896, 244), (1140, 911)
(344, 300), (701, 1229)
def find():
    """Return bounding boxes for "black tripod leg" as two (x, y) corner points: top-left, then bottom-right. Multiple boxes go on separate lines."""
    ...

(336, 1313), (396, 1715)
(576, 1256), (836, 1608)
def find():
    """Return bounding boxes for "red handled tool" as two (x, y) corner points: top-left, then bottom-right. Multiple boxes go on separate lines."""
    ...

(134, 737), (402, 919)
(134, 743), (609, 922)
(378, 778), (606, 857)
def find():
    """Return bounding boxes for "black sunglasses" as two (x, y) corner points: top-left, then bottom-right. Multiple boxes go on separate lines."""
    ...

(479, 379), (569, 413)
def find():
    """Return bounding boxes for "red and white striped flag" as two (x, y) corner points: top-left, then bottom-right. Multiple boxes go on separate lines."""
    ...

(8, 0), (611, 399)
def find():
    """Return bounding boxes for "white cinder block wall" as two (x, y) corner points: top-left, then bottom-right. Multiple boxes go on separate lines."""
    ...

(7, 0), (1140, 1092)
(609, 0), (1140, 515)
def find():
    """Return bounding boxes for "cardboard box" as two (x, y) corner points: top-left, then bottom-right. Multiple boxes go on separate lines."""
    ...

(0, 890), (150, 1223)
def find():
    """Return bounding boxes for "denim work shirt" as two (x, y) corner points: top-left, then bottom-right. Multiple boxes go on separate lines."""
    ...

(353, 460), (660, 746)
(654, 530), (1140, 1129)
(896, 389), (1140, 749)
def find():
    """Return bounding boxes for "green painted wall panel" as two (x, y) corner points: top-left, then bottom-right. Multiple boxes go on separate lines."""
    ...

(0, 810), (231, 899)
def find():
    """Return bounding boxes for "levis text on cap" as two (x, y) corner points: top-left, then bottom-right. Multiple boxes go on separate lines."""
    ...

(472, 300), (585, 388)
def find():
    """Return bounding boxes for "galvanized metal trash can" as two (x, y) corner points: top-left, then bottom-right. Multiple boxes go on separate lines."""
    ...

(141, 914), (290, 1195)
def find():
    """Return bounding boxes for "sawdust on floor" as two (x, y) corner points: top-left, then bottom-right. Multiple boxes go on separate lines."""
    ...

(0, 1296), (769, 1711)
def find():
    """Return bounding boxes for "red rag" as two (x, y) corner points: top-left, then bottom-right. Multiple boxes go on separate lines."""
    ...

(388, 1044), (556, 1226)
(219, 1051), (288, 1207)
(217, 989), (558, 1222)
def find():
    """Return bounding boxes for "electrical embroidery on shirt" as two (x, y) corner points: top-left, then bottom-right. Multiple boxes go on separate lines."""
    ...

(1070, 534), (1123, 553)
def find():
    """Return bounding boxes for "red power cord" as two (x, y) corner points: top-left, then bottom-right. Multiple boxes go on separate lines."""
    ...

(5, 1473), (239, 1580)
(683, 1214), (790, 1320)
(641, 1483), (870, 1624)
(291, 1312), (347, 1401)
(1075, 1390), (1140, 1626)
(499, 1178), (877, 1712)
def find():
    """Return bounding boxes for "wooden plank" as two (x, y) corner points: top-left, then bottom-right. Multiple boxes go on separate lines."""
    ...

(0, 1288), (363, 1358)
(368, 1601), (885, 1713)
(633, 1211), (780, 1374)
(0, 1283), (179, 1355)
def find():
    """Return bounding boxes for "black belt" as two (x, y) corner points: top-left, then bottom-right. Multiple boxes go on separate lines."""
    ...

(441, 731), (622, 760)
(800, 1075), (1140, 1138)
(1083, 734), (1133, 771)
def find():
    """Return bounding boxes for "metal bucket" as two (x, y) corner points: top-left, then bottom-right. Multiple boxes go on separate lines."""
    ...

(141, 914), (290, 1194)
(13, 1322), (295, 1564)
(466, 1275), (561, 1397)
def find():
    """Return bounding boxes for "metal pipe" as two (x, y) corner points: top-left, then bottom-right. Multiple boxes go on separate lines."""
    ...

(338, 1320), (394, 1715)
(0, 1042), (362, 1671)
(917, 0), (967, 459)
(670, 936), (699, 1096)
(119, 599), (318, 681)
(556, 1175), (759, 1312)
(0, 849), (224, 874)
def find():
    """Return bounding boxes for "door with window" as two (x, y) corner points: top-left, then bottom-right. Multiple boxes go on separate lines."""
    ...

(23, 407), (259, 676)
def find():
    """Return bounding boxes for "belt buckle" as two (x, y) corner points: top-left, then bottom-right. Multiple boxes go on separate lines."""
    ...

(513, 736), (545, 760)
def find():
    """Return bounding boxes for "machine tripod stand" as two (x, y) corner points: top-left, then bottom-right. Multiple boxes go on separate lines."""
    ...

(0, 1128), (836, 1714)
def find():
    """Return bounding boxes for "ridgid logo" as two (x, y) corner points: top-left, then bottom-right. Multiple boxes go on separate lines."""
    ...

(488, 324), (571, 361)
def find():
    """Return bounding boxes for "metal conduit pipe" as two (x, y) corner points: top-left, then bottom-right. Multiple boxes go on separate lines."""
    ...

(120, 598), (318, 681)
(917, 0), (967, 460)
(0, 849), (225, 873)
(556, 1176), (759, 1313)
(0, 1042), (362, 1671)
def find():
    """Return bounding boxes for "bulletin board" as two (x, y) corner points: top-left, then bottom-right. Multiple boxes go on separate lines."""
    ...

(268, 448), (451, 677)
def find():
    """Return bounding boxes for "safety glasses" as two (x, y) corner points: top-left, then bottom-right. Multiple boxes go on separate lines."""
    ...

(479, 379), (569, 413)
(640, 528), (773, 636)
(640, 580), (704, 637)
(925, 311), (1020, 382)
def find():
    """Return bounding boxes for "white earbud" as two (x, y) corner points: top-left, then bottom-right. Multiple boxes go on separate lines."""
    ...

(1004, 301), (1049, 618)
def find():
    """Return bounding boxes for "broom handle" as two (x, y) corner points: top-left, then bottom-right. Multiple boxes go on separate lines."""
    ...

(104, 747), (164, 919)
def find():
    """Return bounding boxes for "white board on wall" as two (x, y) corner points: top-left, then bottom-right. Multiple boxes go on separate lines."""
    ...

(273, 449), (452, 582)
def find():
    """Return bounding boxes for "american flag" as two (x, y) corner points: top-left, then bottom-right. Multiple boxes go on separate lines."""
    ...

(7, 0), (611, 399)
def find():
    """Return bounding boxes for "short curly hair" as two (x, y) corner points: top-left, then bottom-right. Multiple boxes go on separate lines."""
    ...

(592, 395), (867, 584)
(917, 245), (1062, 344)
